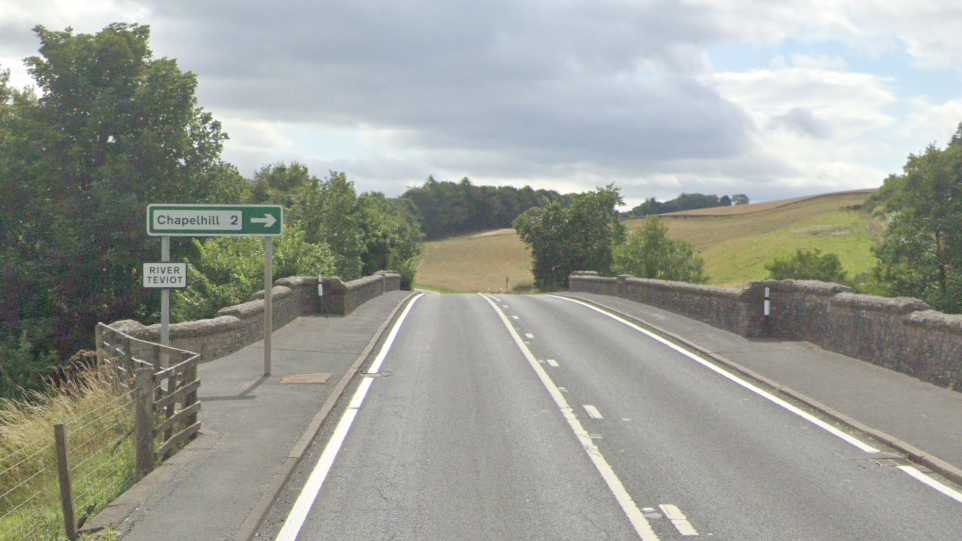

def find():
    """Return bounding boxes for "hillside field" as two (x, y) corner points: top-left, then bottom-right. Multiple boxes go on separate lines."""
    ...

(415, 189), (879, 292)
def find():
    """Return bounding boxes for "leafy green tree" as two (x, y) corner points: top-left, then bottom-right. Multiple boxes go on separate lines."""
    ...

(319, 171), (365, 280)
(0, 330), (60, 400)
(0, 23), (231, 359)
(873, 129), (962, 312)
(615, 217), (708, 283)
(732, 194), (751, 205)
(359, 193), (423, 289)
(765, 248), (847, 283)
(514, 185), (625, 290)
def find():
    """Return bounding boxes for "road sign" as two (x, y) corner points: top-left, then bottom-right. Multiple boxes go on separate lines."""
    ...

(147, 204), (283, 236)
(143, 263), (188, 289)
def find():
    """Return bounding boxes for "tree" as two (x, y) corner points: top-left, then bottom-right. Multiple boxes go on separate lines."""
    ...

(1, 23), (231, 359)
(318, 171), (365, 280)
(873, 135), (962, 313)
(614, 217), (708, 283)
(401, 177), (572, 239)
(732, 194), (751, 205)
(720, 195), (732, 206)
(514, 185), (624, 290)
(765, 249), (847, 283)
(359, 193), (423, 289)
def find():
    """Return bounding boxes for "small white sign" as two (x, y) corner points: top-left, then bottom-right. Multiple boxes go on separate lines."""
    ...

(143, 263), (188, 289)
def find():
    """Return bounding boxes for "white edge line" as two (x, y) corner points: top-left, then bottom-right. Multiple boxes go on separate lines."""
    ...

(274, 293), (423, 541)
(549, 295), (879, 454)
(552, 296), (962, 508)
(898, 465), (962, 504)
(479, 293), (660, 541)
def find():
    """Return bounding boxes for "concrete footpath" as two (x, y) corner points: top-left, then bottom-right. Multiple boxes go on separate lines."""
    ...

(564, 292), (962, 486)
(97, 290), (414, 541)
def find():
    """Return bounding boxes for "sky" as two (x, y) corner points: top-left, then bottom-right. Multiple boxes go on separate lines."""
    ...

(3, 0), (962, 209)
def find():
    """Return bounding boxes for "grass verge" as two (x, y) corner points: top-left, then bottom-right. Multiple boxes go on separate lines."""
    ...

(0, 367), (139, 541)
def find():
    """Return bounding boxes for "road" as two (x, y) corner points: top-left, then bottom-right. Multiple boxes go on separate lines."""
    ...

(257, 293), (962, 540)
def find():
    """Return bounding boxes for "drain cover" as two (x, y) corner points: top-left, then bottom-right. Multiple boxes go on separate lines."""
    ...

(279, 373), (331, 385)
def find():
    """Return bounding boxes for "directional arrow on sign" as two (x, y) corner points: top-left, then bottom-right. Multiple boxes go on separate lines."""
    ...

(251, 214), (277, 228)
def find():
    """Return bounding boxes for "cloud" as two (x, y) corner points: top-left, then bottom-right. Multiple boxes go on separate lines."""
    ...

(4, 0), (962, 204)
(899, 98), (962, 149)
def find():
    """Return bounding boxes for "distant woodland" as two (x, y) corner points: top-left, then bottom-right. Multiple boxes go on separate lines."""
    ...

(400, 177), (572, 239)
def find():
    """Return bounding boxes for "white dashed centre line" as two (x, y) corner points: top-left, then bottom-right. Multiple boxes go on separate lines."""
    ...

(512, 315), (519, 320)
(584, 405), (604, 419)
(659, 504), (699, 536)
(546, 359), (559, 367)
(480, 294), (660, 541)
(525, 333), (534, 339)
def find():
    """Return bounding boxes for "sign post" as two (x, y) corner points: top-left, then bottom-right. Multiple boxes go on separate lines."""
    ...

(161, 238), (171, 369)
(147, 204), (284, 376)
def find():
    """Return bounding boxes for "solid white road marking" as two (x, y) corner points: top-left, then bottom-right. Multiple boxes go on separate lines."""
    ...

(659, 504), (699, 536)
(550, 296), (879, 454)
(546, 359), (559, 367)
(898, 466), (962, 504)
(274, 294), (424, 541)
(480, 294), (660, 541)
(549, 296), (962, 508)
(584, 405), (604, 419)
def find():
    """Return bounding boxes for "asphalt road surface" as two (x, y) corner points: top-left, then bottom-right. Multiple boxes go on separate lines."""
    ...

(258, 293), (962, 540)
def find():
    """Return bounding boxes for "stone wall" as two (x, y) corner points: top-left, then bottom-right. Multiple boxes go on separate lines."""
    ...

(569, 273), (962, 390)
(109, 272), (402, 362)
(320, 271), (401, 316)
(569, 272), (766, 337)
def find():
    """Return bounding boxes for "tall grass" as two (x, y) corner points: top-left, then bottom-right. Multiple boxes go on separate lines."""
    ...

(0, 367), (137, 541)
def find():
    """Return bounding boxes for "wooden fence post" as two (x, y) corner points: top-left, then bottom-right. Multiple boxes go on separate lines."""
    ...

(95, 324), (104, 368)
(54, 423), (77, 540)
(134, 368), (155, 476)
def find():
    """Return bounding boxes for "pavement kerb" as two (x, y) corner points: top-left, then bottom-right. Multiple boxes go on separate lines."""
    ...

(563, 294), (962, 488)
(235, 291), (416, 541)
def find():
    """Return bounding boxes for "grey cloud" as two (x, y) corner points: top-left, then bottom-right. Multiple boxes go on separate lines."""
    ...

(770, 107), (832, 139)
(141, 0), (754, 173)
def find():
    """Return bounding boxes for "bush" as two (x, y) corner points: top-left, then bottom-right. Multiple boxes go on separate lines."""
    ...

(765, 248), (848, 284)
(614, 217), (708, 284)
(172, 224), (335, 322)
(511, 282), (537, 294)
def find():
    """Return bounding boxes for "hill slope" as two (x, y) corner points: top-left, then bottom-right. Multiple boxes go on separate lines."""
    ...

(415, 190), (879, 292)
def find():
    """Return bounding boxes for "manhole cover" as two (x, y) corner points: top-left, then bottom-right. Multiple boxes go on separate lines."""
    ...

(279, 373), (331, 385)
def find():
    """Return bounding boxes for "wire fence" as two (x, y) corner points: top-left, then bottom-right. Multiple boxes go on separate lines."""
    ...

(0, 433), (62, 541)
(0, 323), (201, 541)
(64, 387), (137, 533)
(0, 369), (138, 541)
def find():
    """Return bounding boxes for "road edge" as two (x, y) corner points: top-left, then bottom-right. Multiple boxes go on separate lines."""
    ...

(562, 293), (962, 488)
(234, 291), (417, 541)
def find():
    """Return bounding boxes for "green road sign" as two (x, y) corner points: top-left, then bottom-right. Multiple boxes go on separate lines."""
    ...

(147, 204), (284, 236)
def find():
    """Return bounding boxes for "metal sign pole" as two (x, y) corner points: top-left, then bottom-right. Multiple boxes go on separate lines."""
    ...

(264, 237), (273, 376)
(161, 236), (170, 369)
